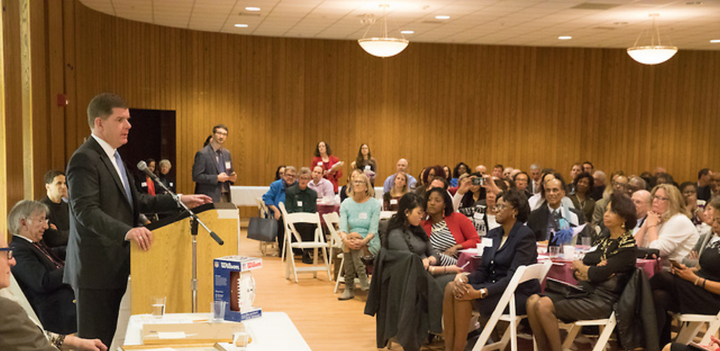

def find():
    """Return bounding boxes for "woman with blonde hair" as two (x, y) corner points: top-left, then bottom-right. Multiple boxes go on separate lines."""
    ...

(383, 172), (408, 211)
(634, 183), (699, 268)
(338, 173), (381, 300)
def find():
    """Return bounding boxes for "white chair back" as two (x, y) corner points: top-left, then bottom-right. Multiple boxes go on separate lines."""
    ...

(473, 260), (552, 351)
(279, 202), (324, 244)
(322, 212), (342, 249)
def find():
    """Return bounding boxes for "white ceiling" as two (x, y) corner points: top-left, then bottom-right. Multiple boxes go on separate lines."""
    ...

(80, 0), (720, 50)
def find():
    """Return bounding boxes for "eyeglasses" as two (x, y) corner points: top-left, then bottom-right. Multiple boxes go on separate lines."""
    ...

(353, 181), (366, 185)
(285, 174), (296, 178)
(653, 195), (669, 202)
(28, 218), (49, 225)
(492, 204), (513, 212)
(0, 248), (13, 260)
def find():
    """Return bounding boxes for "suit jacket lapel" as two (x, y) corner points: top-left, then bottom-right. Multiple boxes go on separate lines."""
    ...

(87, 138), (133, 210)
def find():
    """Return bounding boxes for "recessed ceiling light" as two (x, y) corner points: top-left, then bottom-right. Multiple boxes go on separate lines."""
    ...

(711, 39), (720, 43)
(245, 7), (261, 11)
(234, 24), (249, 28)
(558, 36), (572, 40)
(435, 15), (450, 20)
(401, 30), (414, 34)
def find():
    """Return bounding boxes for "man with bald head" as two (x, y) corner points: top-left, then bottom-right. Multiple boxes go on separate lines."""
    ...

(527, 178), (587, 243)
(382, 158), (417, 193)
(475, 165), (487, 175)
(632, 190), (652, 232)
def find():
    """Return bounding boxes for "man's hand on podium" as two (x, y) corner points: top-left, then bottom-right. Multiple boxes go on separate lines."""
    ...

(181, 194), (213, 208)
(126, 227), (153, 250)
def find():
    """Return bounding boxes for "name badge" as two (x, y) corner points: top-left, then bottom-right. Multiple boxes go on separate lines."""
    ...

(141, 182), (147, 187)
(587, 245), (599, 253)
(390, 199), (398, 205)
(364, 165), (371, 171)
(473, 212), (485, 220)
(317, 162), (323, 166)
(359, 212), (368, 220)
(482, 238), (493, 247)
(297, 201), (303, 207)
(225, 161), (232, 170)
(169, 182), (174, 187)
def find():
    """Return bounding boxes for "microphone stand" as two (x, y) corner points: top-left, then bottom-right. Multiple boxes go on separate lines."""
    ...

(141, 164), (223, 313)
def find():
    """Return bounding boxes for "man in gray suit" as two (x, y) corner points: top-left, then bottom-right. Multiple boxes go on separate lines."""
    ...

(192, 124), (237, 202)
(65, 93), (211, 347)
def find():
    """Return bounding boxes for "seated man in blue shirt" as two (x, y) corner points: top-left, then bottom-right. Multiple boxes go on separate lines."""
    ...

(263, 166), (297, 255)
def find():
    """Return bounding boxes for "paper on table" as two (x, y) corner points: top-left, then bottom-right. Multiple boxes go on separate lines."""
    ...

(572, 224), (587, 237)
(157, 332), (187, 339)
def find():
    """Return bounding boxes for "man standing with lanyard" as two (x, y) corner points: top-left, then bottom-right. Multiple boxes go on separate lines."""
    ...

(192, 124), (237, 203)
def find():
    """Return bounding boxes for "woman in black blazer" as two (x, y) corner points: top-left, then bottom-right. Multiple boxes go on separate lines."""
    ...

(442, 189), (539, 351)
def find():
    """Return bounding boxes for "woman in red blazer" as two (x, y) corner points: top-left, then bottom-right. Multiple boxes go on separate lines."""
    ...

(310, 141), (343, 193)
(422, 187), (480, 266)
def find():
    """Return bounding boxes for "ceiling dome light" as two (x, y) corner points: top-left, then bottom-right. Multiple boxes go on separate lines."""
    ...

(627, 14), (677, 65)
(358, 5), (409, 58)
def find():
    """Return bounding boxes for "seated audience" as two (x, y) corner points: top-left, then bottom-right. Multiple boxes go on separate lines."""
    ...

(592, 174), (629, 226)
(8, 200), (76, 334)
(628, 175), (648, 193)
(682, 198), (718, 267)
(338, 173), (381, 300)
(491, 164), (503, 178)
(382, 172), (408, 211)
(590, 170), (607, 201)
(527, 192), (637, 351)
(513, 171), (532, 198)
(582, 161), (594, 174)
(680, 181), (705, 225)
(632, 190), (652, 232)
(0, 235), (106, 351)
(528, 171), (575, 211)
(310, 141), (343, 193)
(384, 193), (461, 289)
(350, 143), (377, 185)
(566, 163), (583, 194)
(443, 189), (538, 351)
(527, 178), (588, 244)
(634, 184), (699, 268)
(422, 188), (479, 266)
(340, 169), (363, 203)
(475, 164), (487, 175)
(308, 165), (335, 201)
(262, 166), (297, 255)
(663, 337), (720, 351)
(156, 159), (175, 195)
(569, 172), (596, 224)
(414, 173), (449, 200)
(697, 168), (713, 202)
(40, 170), (69, 250)
(274, 165), (286, 181)
(382, 158), (417, 193)
(712, 172), (720, 199)
(452, 172), (487, 211)
(502, 167), (514, 180)
(136, 158), (157, 195)
(651, 198), (720, 346)
(443, 165), (453, 185)
(285, 167), (318, 264)
(655, 172), (675, 186)
(529, 164), (542, 194)
(451, 162), (470, 187)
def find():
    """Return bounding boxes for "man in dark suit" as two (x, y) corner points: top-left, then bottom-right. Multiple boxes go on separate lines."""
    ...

(8, 200), (76, 334)
(192, 124), (237, 203)
(39, 170), (70, 251)
(527, 178), (589, 244)
(65, 93), (212, 347)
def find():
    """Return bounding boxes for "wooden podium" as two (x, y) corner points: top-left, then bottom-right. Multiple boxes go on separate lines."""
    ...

(130, 203), (239, 314)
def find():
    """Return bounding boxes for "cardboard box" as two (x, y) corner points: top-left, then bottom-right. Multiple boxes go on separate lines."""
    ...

(213, 256), (263, 322)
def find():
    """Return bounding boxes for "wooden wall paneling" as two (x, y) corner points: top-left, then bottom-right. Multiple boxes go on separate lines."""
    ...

(61, 1), (720, 196)
(3, 0), (23, 223)
(20, 0), (33, 199)
(47, 0), (66, 177)
(0, 0), (7, 241)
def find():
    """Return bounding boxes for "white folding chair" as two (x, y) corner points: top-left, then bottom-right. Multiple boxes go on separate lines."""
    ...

(279, 202), (332, 283)
(559, 312), (617, 351)
(322, 212), (343, 283)
(472, 260), (553, 351)
(675, 311), (720, 345)
(255, 197), (277, 256)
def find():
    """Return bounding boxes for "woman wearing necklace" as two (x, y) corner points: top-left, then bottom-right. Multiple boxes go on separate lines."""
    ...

(350, 143), (377, 186)
(526, 191), (637, 351)
(310, 141), (343, 193)
(383, 172), (409, 211)
(442, 189), (537, 351)
(421, 188), (479, 267)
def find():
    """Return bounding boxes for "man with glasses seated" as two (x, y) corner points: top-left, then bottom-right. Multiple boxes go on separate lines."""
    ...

(8, 200), (77, 334)
(527, 178), (590, 245)
(285, 167), (318, 264)
(263, 166), (298, 256)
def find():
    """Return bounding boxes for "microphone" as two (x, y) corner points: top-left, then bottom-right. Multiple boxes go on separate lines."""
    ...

(137, 161), (160, 182)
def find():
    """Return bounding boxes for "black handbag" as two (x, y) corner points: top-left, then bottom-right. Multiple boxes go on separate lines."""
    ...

(636, 247), (660, 259)
(247, 217), (278, 242)
(544, 278), (589, 299)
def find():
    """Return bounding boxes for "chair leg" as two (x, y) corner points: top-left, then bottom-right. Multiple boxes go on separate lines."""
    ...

(312, 248), (318, 279)
(562, 324), (581, 350)
(700, 316), (720, 345)
(676, 321), (704, 344)
(334, 255), (345, 293)
(592, 316), (616, 351)
(323, 247), (332, 281)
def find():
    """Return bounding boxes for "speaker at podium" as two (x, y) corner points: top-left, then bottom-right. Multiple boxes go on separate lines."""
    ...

(130, 203), (239, 314)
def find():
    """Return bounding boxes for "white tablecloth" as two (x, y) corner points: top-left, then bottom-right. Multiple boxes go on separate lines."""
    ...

(123, 312), (310, 351)
(231, 185), (385, 207)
